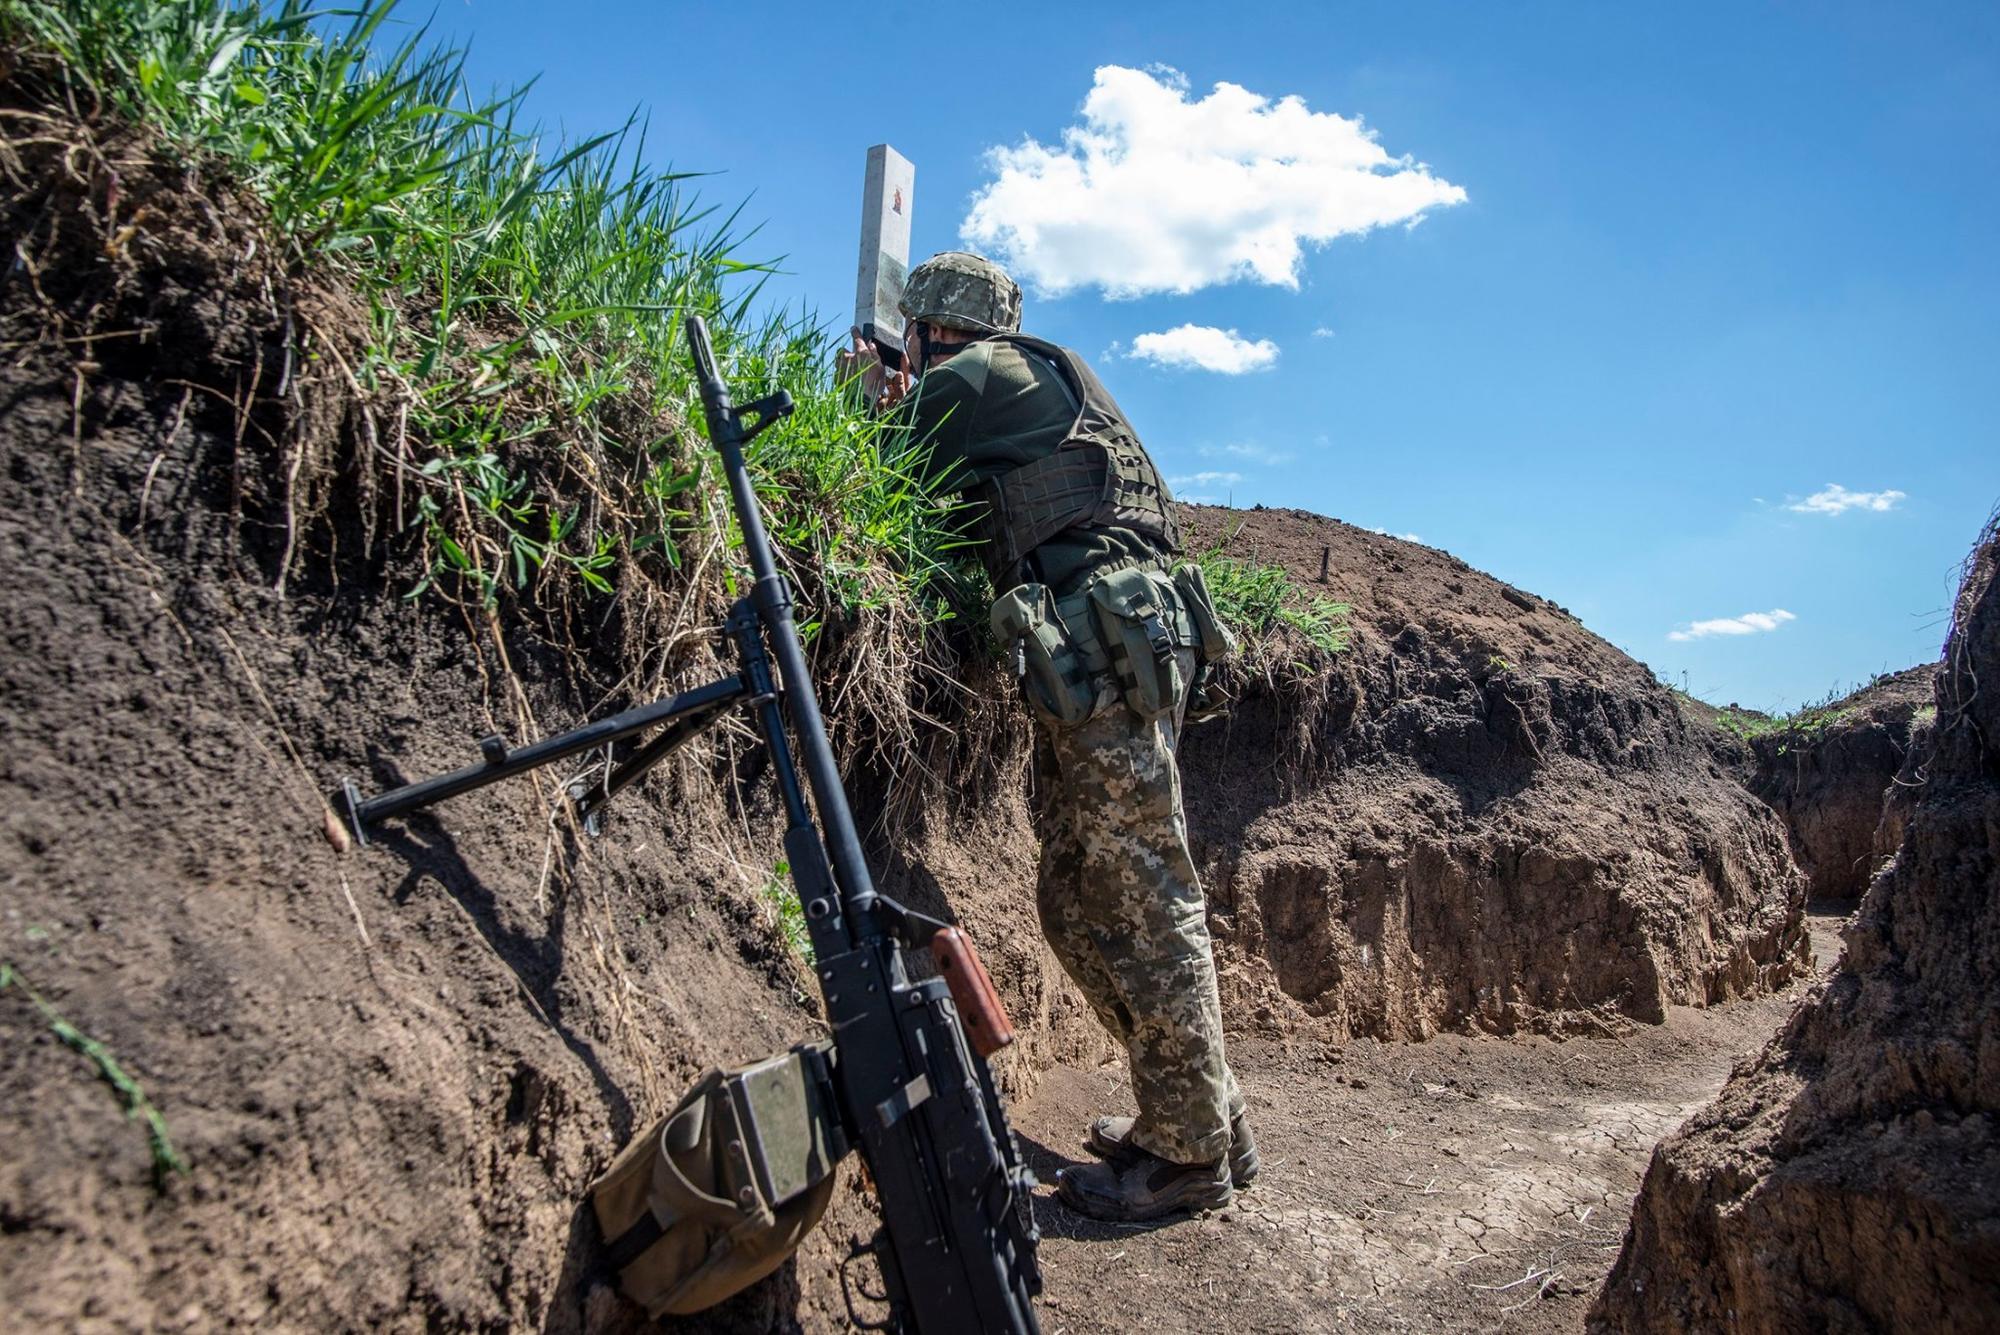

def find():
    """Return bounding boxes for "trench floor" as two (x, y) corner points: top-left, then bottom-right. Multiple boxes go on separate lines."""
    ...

(1011, 907), (1848, 1334)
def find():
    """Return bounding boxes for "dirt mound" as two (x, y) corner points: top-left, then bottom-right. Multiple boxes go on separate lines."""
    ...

(1177, 507), (1808, 1040)
(1591, 520), (2000, 1332)
(1747, 666), (1934, 902)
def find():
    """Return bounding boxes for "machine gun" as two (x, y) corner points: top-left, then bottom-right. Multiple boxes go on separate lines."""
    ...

(336, 315), (1042, 1333)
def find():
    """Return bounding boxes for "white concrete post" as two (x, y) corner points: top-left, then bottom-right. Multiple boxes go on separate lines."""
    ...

(854, 144), (915, 368)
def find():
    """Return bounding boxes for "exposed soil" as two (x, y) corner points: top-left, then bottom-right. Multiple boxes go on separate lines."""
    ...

(1592, 524), (2000, 1333)
(1016, 906), (1845, 1335)
(0, 87), (1817, 1335)
(0, 98), (943, 1334)
(1666, 694), (1760, 787)
(1746, 666), (1934, 901)
(1178, 508), (1807, 1041)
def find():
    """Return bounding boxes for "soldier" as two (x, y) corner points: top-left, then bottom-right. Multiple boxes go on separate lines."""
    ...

(844, 252), (1258, 1222)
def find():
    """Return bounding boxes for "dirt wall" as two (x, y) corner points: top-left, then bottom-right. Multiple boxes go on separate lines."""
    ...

(1590, 521), (2000, 1333)
(1179, 508), (1809, 1040)
(1747, 666), (1933, 902)
(0, 103), (1068, 1334)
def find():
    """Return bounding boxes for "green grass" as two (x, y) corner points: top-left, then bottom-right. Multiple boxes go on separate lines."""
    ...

(1193, 550), (1352, 662)
(1, 964), (188, 1189)
(761, 862), (814, 965)
(1699, 695), (1853, 749)
(1, 0), (964, 627)
(4, 0), (1325, 707)
(1682, 668), (1935, 751)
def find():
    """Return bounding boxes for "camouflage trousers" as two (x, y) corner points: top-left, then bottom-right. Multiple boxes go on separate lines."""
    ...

(1032, 649), (1244, 1164)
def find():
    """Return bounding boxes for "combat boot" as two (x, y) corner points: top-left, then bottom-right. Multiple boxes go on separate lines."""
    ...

(1085, 1110), (1260, 1188)
(1056, 1146), (1231, 1222)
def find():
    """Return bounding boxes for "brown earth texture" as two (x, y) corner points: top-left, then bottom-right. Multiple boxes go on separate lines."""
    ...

(1591, 523), (2000, 1333)
(1746, 666), (1935, 902)
(0, 71), (1907, 1335)
(1176, 507), (1807, 1041)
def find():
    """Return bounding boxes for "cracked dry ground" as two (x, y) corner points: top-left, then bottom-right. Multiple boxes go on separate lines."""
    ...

(1010, 908), (1848, 1334)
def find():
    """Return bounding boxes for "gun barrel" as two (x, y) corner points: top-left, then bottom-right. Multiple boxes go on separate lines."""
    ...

(685, 316), (880, 929)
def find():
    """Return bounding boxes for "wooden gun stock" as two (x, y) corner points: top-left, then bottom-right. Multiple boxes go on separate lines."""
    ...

(929, 927), (1014, 1059)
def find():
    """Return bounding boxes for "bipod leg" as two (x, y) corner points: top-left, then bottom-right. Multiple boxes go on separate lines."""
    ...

(572, 600), (777, 835)
(570, 691), (746, 834)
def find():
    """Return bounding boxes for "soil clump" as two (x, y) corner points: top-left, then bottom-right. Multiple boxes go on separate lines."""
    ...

(1591, 523), (2000, 1332)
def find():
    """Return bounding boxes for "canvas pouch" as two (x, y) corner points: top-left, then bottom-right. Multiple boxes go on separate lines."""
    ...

(589, 1042), (846, 1317)
(991, 581), (1100, 727)
(1170, 562), (1237, 663)
(1086, 566), (1190, 724)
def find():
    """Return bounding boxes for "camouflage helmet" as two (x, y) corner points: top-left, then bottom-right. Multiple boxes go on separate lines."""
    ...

(898, 251), (1022, 334)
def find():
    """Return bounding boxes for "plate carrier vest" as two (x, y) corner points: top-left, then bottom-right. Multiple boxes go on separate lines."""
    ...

(960, 334), (1183, 583)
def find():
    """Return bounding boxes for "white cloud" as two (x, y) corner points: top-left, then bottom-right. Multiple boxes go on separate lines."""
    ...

(1786, 483), (1907, 516)
(1668, 608), (1797, 642)
(1170, 470), (1244, 491)
(961, 65), (1466, 298)
(1312, 326), (1336, 338)
(1367, 526), (1423, 542)
(1199, 442), (1293, 466)
(1128, 324), (1280, 374)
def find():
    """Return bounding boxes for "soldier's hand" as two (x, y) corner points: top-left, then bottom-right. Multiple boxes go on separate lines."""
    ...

(875, 364), (912, 412)
(839, 328), (910, 413)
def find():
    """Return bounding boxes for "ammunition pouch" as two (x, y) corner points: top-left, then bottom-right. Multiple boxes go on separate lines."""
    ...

(993, 562), (1205, 729)
(1085, 566), (1190, 724)
(1169, 563), (1237, 722)
(590, 1042), (847, 1318)
(990, 582), (1101, 727)
(1170, 563), (1236, 664)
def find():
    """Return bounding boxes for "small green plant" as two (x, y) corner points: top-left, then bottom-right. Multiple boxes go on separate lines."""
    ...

(1487, 653), (1515, 674)
(1913, 704), (1937, 728)
(1710, 706), (1780, 742)
(761, 862), (813, 965)
(1, 964), (188, 1188)
(1705, 689), (1855, 751)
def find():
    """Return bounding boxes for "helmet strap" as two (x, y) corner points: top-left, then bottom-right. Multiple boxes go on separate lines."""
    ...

(914, 320), (989, 374)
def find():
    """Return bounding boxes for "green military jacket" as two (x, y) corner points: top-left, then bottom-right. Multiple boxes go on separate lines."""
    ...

(903, 338), (1171, 596)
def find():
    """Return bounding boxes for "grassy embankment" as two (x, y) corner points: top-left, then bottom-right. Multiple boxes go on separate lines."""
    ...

(3, 0), (1345, 671)
(1681, 671), (1925, 753)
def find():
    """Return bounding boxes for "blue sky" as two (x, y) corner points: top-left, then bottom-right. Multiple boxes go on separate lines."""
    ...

(427, 0), (1997, 712)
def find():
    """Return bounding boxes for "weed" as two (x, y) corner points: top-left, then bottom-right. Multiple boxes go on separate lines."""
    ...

(1707, 697), (1852, 751)
(1192, 542), (1351, 667)
(1, 964), (188, 1189)
(1, 0), (963, 628)
(761, 861), (813, 965)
